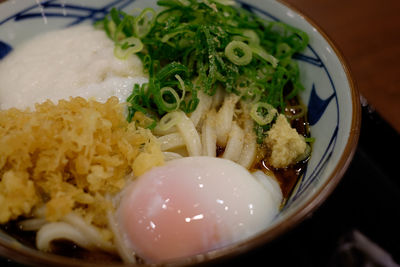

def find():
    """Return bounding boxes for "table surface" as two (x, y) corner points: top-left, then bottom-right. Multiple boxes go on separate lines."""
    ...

(284, 0), (400, 133)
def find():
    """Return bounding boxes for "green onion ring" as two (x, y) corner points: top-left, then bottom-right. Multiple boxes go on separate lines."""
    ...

(243, 29), (260, 45)
(249, 44), (278, 68)
(175, 74), (186, 101)
(160, 87), (181, 111)
(276, 42), (292, 58)
(225, 40), (252, 66)
(250, 102), (277, 125)
(114, 37), (143, 59)
(134, 8), (156, 38)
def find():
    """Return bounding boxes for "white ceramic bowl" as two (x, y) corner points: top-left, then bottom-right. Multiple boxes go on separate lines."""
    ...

(0, 0), (360, 266)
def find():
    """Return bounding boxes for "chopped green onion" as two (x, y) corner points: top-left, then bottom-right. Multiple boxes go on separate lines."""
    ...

(113, 14), (133, 41)
(175, 74), (186, 101)
(134, 8), (156, 38)
(276, 42), (292, 58)
(159, 86), (181, 111)
(156, 62), (188, 81)
(99, 2), (310, 133)
(249, 44), (278, 68)
(161, 30), (187, 43)
(242, 29), (260, 45)
(241, 85), (262, 104)
(114, 37), (143, 59)
(305, 137), (315, 143)
(225, 40), (252, 66)
(250, 102), (277, 125)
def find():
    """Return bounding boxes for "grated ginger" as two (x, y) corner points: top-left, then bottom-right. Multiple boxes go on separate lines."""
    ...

(0, 97), (164, 224)
(264, 114), (306, 168)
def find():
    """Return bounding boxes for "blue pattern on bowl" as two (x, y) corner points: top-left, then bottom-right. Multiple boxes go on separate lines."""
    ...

(0, 0), (134, 27)
(0, 40), (11, 59)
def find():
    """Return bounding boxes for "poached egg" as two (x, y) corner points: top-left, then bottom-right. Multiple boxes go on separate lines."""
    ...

(117, 156), (282, 263)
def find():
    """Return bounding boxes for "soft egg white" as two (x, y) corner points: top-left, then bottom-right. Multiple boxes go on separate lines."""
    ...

(117, 156), (282, 264)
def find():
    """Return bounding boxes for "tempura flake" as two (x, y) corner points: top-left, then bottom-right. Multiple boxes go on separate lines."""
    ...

(0, 97), (164, 224)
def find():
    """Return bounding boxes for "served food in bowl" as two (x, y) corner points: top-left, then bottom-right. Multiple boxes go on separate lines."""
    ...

(0, 0), (359, 265)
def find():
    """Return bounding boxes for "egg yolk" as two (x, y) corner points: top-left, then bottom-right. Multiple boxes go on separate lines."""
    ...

(117, 156), (279, 263)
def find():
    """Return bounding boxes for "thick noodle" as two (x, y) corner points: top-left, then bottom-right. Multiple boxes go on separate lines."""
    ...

(62, 213), (115, 253)
(36, 222), (91, 251)
(222, 122), (244, 162)
(162, 151), (184, 161)
(189, 90), (212, 128)
(238, 113), (257, 169)
(237, 133), (257, 169)
(107, 210), (136, 263)
(215, 94), (239, 146)
(35, 213), (115, 253)
(201, 110), (217, 157)
(211, 86), (225, 109)
(158, 133), (185, 151)
(175, 111), (202, 156)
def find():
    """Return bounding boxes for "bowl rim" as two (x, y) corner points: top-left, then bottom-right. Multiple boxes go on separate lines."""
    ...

(0, 0), (361, 266)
